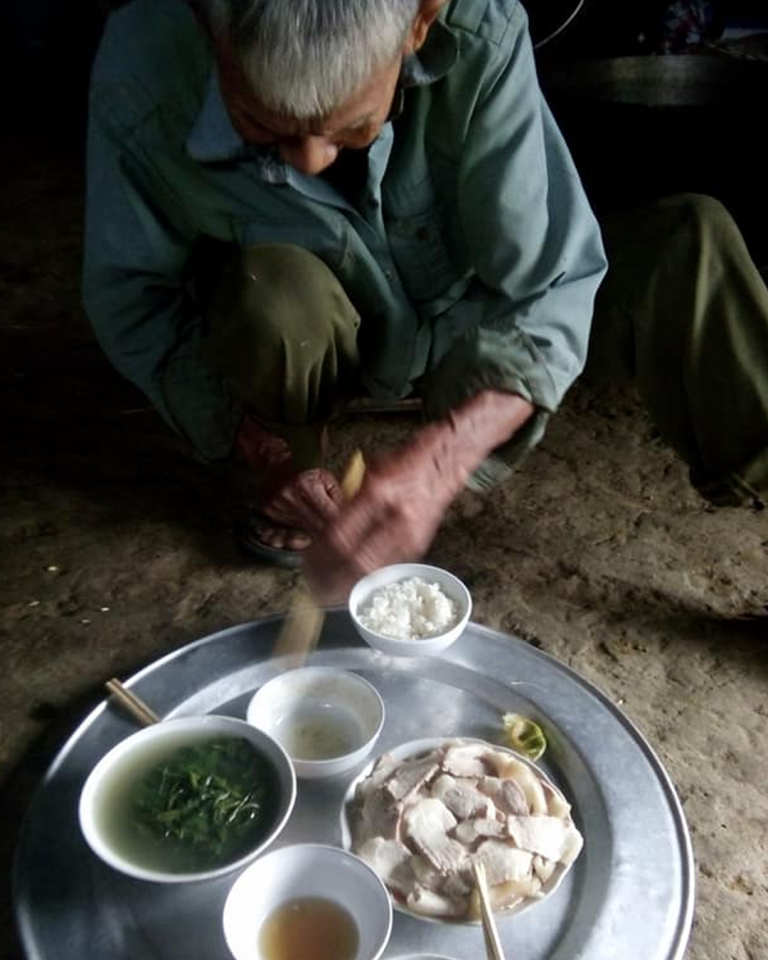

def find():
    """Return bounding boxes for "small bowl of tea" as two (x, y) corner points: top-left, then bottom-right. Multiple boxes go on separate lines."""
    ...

(246, 667), (385, 780)
(222, 843), (392, 960)
(78, 715), (296, 883)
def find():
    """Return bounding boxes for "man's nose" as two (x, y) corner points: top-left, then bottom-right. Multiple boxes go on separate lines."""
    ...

(280, 137), (339, 175)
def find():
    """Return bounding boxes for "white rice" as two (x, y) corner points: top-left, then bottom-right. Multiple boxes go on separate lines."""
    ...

(359, 576), (458, 641)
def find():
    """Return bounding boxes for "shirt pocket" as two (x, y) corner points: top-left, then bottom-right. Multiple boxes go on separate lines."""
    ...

(384, 174), (467, 311)
(238, 217), (348, 274)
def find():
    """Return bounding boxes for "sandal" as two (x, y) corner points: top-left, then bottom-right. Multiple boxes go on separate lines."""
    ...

(232, 417), (335, 568)
(237, 512), (306, 568)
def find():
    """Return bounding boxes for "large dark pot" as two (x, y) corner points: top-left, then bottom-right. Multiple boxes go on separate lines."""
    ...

(540, 54), (766, 108)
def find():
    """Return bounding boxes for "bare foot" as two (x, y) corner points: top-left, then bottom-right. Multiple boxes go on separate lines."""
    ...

(251, 467), (345, 553)
(244, 517), (312, 552)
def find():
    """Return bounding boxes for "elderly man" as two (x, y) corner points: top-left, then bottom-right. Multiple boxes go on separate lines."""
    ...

(83, 0), (768, 598)
(83, 0), (607, 594)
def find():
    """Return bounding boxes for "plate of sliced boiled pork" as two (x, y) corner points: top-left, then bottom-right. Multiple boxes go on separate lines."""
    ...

(340, 737), (583, 923)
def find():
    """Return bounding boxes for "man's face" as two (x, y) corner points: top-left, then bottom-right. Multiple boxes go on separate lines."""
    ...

(216, 47), (403, 176)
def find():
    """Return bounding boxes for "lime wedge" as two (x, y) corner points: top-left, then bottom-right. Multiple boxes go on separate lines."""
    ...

(502, 713), (547, 761)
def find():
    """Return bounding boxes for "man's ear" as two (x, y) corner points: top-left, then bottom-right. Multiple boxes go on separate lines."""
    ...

(404, 0), (449, 54)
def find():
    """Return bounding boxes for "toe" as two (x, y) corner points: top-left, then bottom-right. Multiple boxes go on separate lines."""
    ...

(254, 521), (311, 551)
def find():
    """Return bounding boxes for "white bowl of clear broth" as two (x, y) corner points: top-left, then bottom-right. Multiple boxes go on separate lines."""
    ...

(78, 715), (296, 883)
(246, 667), (385, 780)
(223, 843), (392, 960)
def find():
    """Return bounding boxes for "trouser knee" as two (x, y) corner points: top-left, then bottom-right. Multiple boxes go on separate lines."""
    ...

(591, 193), (768, 504)
(203, 244), (360, 428)
(659, 194), (744, 291)
(661, 192), (735, 242)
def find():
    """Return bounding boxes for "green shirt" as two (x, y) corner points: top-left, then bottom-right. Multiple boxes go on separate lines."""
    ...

(83, 0), (606, 487)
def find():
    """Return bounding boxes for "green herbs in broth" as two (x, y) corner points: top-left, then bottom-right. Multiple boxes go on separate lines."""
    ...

(96, 735), (278, 873)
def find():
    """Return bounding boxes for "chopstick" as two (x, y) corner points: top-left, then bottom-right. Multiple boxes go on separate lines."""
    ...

(105, 678), (160, 727)
(272, 449), (366, 665)
(105, 454), (365, 724)
(339, 449), (366, 502)
(473, 860), (507, 960)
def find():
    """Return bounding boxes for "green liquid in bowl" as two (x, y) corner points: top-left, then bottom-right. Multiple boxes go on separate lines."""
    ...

(94, 735), (279, 874)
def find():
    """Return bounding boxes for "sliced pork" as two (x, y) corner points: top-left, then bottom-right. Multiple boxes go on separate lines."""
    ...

(431, 773), (496, 820)
(474, 839), (533, 885)
(440, 742), (489, 778)
(406, 885), (464, 917)
(357, 837), (414, 895)
(478, 775), (529, 816)
(506, 814), (584, 864)
(384, 757), (439, 803)
(454, 816), (506, 845)
(403, 798), (468, 874)
(348, 738), (583, 921)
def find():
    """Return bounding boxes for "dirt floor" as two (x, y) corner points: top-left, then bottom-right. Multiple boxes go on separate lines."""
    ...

(1, 135), (767, 960)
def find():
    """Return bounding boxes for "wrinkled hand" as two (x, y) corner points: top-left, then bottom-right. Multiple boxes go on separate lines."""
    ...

(305, 390), (535, 600)
(304, 434), (462, 601)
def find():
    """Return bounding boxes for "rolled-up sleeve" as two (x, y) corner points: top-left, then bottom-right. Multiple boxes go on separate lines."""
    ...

(424, 4), (607, 488)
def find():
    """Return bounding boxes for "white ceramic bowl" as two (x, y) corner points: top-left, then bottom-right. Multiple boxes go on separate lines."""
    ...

(222, 843), (393, 960)
(79, 715), (296, 883)
(348, 563), (472, 657)
(246, 667), (385, 780)
(340, 737), (580, 925)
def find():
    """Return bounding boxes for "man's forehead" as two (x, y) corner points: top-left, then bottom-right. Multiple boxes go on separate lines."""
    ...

(217, 40), (399, 135)
(245, 101), (373, 137)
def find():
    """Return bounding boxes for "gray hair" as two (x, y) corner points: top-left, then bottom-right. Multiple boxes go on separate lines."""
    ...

(199, 0), (420, 118)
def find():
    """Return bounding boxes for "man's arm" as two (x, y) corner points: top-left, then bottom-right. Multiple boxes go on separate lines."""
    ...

(304, 390), (533, 599)
(83, 78), (241, 462)
(423, 3), (607, 488)
(305, 6), (606, 595)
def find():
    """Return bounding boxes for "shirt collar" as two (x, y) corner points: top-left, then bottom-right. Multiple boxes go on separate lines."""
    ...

(186, 68), (289, 181)
(402, 19), (458, 88)
(186, 69), (245, 162)
(390, 19), (458, 121)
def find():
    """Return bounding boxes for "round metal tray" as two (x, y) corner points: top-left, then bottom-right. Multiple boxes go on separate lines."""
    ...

(13, 611), (694, 959)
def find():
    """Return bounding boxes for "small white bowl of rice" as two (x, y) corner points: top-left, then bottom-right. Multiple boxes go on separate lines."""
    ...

(348, 563), (471, 657)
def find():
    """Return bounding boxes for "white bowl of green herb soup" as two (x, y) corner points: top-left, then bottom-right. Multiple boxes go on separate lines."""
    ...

(78, 715), (296, 883)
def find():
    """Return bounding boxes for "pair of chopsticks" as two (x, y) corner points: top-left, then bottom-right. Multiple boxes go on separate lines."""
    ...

(272, 449), (365, 665)
(105, 678), (160, 726)
(473, 861), (507, 960)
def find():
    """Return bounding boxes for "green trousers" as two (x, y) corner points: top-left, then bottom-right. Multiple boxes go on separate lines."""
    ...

(202, 244), (360, 469)
(203, 194), (768, 506)
(587, 193), (768, 506)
